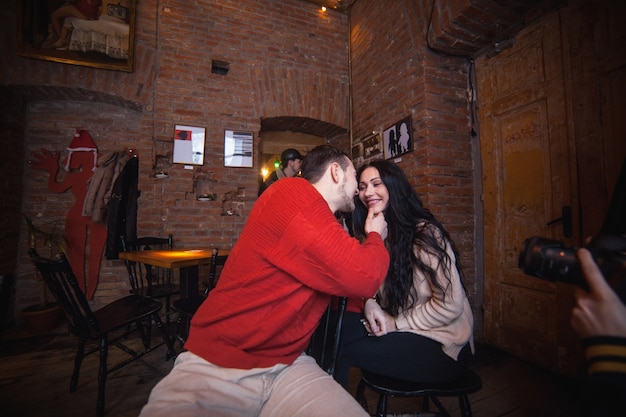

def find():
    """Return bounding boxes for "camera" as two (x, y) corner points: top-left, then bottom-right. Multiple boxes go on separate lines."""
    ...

(518, 234), (626, 288)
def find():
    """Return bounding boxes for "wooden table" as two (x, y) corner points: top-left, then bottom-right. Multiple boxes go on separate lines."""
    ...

(118, 249), (231, 299)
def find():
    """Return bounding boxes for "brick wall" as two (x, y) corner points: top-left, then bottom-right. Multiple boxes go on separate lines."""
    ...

(1, 0), (350, 315)
(1, 0), (481, 326)
(349, 1), (478, 306)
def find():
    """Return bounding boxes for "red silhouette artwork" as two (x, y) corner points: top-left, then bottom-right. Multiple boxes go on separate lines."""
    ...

(30, 130), (107, 300)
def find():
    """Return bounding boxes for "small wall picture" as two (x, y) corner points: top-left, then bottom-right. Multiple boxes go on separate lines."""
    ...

(173, 125), (205, 165)
(363, 132), (382, 158)
(383, 116), (413, 159)
(224, 130), (253, 167)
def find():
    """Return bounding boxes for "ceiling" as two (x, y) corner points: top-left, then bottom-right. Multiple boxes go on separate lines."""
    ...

(264, 0), (566, 137)
(261, 116), (347, 138)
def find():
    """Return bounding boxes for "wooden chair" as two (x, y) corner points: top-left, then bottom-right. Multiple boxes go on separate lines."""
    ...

(28, 248), (175, 417)
(172, 248), (228, 345)
(120, 234), (179, 323)
(308, 296), (348, 376)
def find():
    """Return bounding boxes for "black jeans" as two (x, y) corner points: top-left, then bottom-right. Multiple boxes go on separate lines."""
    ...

(334, 311), (471, 388)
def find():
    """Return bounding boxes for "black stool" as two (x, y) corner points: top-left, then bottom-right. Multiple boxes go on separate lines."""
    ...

(356, 366), (482, 417)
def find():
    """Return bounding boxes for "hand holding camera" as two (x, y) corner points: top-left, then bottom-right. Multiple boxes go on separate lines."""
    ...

(571, 248), (626, 339)
(518, 234), (626, 294)
(518, 234), (626, 338)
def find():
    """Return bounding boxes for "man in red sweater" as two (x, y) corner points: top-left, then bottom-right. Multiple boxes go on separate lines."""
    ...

(140, 145), (389, 417)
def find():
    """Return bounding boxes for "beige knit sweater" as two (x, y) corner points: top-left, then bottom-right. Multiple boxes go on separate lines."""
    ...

(389, 227), (475, 361)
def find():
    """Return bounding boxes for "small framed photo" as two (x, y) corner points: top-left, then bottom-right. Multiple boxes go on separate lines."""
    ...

(224, 130), (253, 167)
(173, 125), (205, 165)
(107, 4), (128, 21)
(383, 116), (413, 159)
(363, 132), (383, 158)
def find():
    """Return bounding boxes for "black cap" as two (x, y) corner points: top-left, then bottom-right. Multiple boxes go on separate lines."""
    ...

(281, 148), (304, 166)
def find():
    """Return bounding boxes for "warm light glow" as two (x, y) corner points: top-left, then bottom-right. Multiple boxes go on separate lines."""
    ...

(261, 168), (269, 178)
(321, 6), (326, 12)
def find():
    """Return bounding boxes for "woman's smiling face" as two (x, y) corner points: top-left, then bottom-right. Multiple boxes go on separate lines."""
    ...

(358, 167), (389, 214)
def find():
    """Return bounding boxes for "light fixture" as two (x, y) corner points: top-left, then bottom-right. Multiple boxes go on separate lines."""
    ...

(321, 6), (326, 12)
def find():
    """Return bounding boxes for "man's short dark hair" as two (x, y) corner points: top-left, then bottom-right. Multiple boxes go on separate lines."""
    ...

(301, 145), (350, 184)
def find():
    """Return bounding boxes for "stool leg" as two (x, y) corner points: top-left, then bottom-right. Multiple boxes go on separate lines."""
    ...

(422, 396), (430, 412)
(375, 394), (387, 417)
(431, 396), (451, 416)
(356, 379), (369, 412)
(459, 394), (473, 417)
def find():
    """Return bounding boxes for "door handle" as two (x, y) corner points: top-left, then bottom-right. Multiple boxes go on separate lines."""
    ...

(546, 205), (572, 238)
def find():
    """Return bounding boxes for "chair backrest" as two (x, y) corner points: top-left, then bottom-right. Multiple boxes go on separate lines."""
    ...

(120, 234), (173, 294)
(204, 248), (228, 293)
(308, 296), (348, 377)
(28, 248), (99, 339)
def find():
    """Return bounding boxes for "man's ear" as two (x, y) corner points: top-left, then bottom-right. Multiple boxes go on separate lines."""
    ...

(330, 162), (342, 183)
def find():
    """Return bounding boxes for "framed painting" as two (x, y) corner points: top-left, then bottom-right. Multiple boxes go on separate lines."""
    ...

(173, 125), (205, 166)
(17, 0), (136, 72)
(224, 130), (253, 167)
(383, 116), (413, 159)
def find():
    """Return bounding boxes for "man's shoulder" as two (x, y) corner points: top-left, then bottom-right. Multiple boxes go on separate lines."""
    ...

(262, 177), (322, 206)
(273, 176), (311, 191)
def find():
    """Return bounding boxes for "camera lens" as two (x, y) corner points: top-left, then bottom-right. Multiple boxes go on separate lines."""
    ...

(518, 236), (583, 285)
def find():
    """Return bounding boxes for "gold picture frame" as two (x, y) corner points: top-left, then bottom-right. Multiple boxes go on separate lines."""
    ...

(17, 0), (136, 72)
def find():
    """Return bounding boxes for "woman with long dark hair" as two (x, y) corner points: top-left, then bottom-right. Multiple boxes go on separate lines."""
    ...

(335, 159), (474, 388)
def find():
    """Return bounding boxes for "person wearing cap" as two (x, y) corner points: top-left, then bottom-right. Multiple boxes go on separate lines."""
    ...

(258, 148), (304, 196)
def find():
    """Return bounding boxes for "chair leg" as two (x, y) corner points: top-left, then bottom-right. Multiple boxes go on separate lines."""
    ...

(431, 396), (451, 417)
(355, 378), (369, 412)
(375, 393), (388, 417)
(136, 318), (150, 349)
(153, 312), (176, 359)
(165, 295), (172, 325)
(70, 338), (86, 392)
(184, 314), (190, 343)
(96, 336), (109, 417)
(459, 394), (473, 417)
(421, 396), (430, 412)
(174, 312), (188, 349)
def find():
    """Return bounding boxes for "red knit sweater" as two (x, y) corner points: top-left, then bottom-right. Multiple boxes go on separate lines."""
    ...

(185, 177), (389, 369)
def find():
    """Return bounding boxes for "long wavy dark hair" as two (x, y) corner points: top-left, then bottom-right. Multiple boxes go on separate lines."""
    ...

(352, 160), (465, 315)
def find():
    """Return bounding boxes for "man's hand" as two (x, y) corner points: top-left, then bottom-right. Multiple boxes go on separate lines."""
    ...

(571, 248), (626, 339)
(364, 207), (388, 240)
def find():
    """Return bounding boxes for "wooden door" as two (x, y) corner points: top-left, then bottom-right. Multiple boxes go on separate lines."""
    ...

(476, 13), (582, 375)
